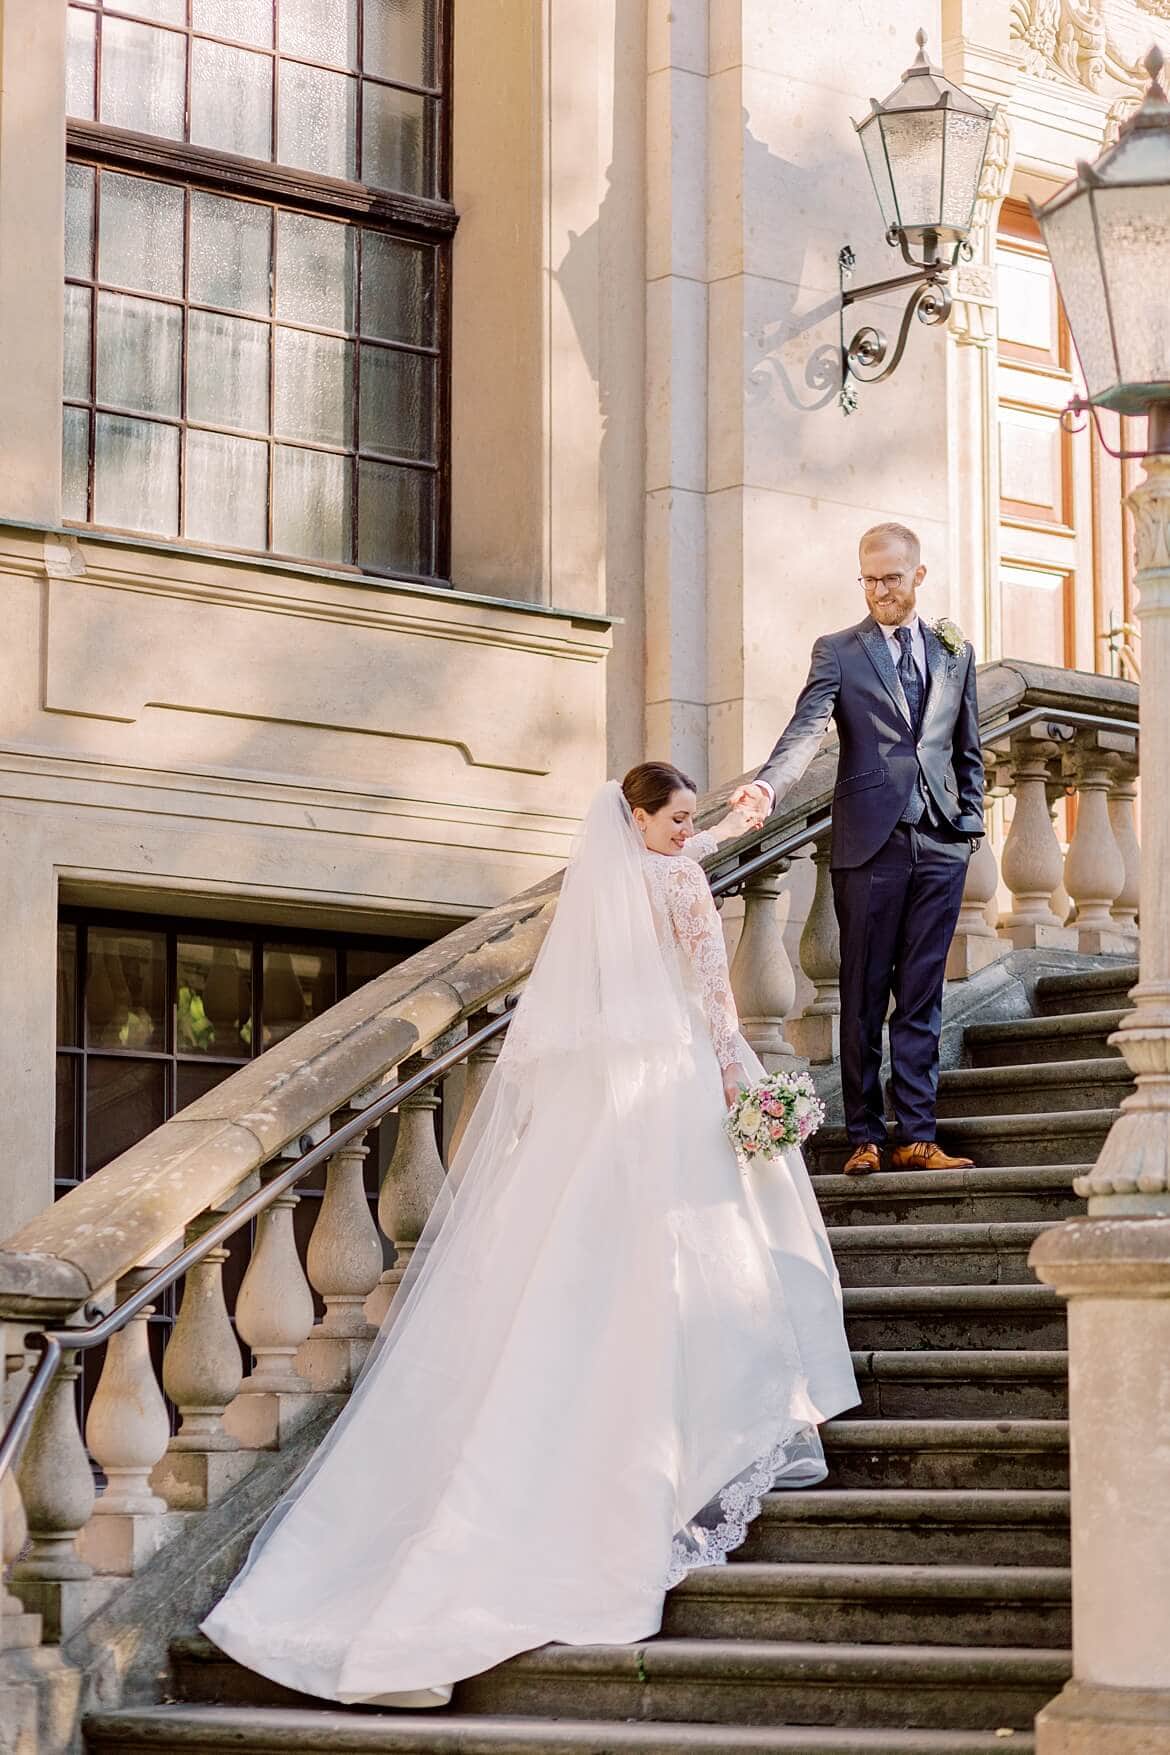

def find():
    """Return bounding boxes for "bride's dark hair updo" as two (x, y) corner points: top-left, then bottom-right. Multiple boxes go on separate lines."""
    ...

(621, 761), (698, 816)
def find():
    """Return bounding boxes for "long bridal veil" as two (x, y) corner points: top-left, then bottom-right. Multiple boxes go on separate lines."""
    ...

(204, 781), (854, 1704)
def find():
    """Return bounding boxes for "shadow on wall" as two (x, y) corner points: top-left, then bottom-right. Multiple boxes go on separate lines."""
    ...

(544, 0), (647, 781)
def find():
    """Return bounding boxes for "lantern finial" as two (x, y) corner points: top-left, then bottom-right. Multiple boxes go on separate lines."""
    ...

(1147, 44), (1165, 91)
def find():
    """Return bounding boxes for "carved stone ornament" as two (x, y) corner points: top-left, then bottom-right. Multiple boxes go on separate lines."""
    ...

(1130, 455), (1170, 576)
(1010, 0), (1149, 94)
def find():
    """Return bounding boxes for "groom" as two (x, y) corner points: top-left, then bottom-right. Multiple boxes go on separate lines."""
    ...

(734, 523), (984, 1176)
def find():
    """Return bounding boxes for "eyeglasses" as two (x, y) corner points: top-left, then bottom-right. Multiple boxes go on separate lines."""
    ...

(858, 572), (908, 591)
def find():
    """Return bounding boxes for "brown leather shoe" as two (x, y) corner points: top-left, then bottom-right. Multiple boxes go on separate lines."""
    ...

(842, 1143), (881, 1177)
(890, 1141), (974, 1171)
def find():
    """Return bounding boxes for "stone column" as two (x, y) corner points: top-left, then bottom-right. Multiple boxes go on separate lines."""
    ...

(788, 844), (840, 1063)
(0, 0), (66, 525)
(1031, 451), (1170, 1754)
(643, 0), (709, 777)
(729, 863), (801, 1069)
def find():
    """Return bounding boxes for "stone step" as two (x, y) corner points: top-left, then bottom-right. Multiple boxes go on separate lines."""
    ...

(661, 1562), (1070, 1648)
(738, 1489), (1070, 1568)
(847, 1350), (1067, 1420)
(452, 1639), (1069, 1731)
(827, 1221), (1052, 1288)
(963, 1010), (1125, 1067)
(809, 1110), (1114, 1172)
(82, 1703), (1038, 1754)
(934, 1058), (1132, 1118)
(813, 1166), (1083, 1226)
(842, 1285), (1065, 1351)
(1034, 966), (1137, 1015)
(822, 1420), (1069, 1490)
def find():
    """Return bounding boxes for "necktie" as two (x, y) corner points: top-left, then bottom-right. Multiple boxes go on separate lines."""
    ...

(895, 626), (926, 825)
(895, 626), (923, 731)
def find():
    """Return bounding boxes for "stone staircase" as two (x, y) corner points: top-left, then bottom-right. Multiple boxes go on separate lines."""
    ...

(81, 963), (1138, 1755)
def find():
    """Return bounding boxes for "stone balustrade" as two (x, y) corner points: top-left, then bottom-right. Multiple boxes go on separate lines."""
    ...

(0, 661), (1141, 1713)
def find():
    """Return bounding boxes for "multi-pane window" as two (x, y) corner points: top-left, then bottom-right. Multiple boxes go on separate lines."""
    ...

(67, 0), (440, 192)
(55, 912), (410, 1188)
(64, 1), (451, 581)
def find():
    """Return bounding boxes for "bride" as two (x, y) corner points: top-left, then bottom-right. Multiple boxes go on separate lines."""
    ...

(202, 762), (859, 1707)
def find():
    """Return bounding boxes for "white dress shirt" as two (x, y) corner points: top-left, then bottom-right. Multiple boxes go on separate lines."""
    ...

(755, 614), (927, 811)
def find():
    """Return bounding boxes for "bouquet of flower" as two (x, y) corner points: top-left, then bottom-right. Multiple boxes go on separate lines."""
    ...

(725, 1069), (826, 1162)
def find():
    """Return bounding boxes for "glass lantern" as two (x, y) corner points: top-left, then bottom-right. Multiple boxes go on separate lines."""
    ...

(856, 29), (994, 248)
(1034, 48), (1170, 416)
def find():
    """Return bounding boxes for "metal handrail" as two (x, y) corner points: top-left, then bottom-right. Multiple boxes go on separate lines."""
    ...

(0, 700), (1140, 1488)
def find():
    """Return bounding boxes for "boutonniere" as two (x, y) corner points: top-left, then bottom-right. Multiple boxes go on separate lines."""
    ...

(931, 617), (966, 657)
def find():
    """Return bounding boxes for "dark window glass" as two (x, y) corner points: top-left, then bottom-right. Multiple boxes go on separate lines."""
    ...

(86, 926), (167, 1051)
(64, 170), (441, 574)
(86, 1056), (168, 1173)
(63, 0), (449, 580)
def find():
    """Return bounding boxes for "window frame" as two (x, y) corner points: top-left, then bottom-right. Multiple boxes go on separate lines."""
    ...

(55, 902), (432, 1429)
(62, 0), (456, 586)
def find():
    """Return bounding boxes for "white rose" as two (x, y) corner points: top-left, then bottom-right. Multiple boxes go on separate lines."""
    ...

(740, 1104), (763, 1137)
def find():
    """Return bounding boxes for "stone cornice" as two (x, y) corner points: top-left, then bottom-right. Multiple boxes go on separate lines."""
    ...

(0, 522), (614, 647)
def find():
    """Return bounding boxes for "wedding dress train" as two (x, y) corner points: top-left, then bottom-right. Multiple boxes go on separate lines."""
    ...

(202, 784), (858, 1705)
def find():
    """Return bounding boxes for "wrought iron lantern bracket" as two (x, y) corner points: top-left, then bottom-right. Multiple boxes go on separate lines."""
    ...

(1058, 395), (1170, 460)
(837, 236), (967, 415)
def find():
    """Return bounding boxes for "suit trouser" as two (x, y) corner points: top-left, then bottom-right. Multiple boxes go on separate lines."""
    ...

(831, 822), (971, 1145)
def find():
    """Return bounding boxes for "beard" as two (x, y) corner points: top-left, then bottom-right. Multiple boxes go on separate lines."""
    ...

(869, 599), (915, 625)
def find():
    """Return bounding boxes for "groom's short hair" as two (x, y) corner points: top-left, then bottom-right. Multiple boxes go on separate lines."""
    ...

(859, 521), (921, 567)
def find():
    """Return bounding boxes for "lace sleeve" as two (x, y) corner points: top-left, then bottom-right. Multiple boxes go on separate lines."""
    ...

(664, 858), (742, 1072)
(682, 830), (720, 862)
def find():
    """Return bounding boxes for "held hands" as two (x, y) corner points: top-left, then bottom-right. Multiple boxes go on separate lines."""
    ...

(713, 782), (770, 845)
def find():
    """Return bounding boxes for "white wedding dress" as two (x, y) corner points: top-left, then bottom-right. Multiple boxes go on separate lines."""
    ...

(202, 783), (858, 1706)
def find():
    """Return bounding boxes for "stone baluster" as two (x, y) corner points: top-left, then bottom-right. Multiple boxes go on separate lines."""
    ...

(729, 859), (801, 1069)
(788, 844), (840, 1063)
(298, 1119), (384, 1395)
(80, 1270), (173, 1575)
(1108, 755), (1141, 942)
(225, 1183), (317, 1448)
(152, 1219), (254, 1512)
(1, 1332), (41, 1657)
(1048, 781), (1074, 926)
(368, 1059), (446, 1326)
(946, 827), (1003, 978)
(448, 1007), (506, 1163)
(945, 751), (1006, 977)
(11, 1349), (103, 1641)
(996, 729), (1075, 950)
(1060, 728), (1133, 954)
(1029, 449), (1170, 1751)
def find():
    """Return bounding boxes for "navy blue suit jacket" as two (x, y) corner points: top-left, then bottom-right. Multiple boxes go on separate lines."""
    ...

(756, 615), (985, 869)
